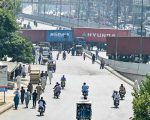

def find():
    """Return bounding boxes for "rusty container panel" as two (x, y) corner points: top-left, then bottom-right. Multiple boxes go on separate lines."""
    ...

(20, 30), (46, 44)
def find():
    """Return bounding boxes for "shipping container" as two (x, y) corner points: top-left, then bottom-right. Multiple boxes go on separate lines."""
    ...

(73, 27), (130, 42)
(20, 30), (46, 44)
(46, 30), (73, 42)
(106, 37), (150, 62)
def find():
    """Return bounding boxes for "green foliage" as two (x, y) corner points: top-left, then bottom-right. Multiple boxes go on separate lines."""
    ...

(0, 5), (33, 63)
(132, 75), (150, 120)
(0, 8), (18, 38)
(0, 0), (21, 14)
(6, 33), (33, 63)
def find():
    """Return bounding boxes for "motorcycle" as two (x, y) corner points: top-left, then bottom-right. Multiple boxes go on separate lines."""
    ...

(61, 81), (65, 89)
(82, 91), (88, 99)
(114, 98), (119, 108)
(38, 106), (44, 116)
(119, 90), (125, 100)
(54, 91), (60, 98)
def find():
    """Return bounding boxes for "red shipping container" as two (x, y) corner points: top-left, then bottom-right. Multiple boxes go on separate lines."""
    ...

(19, 30), (46, 44)
(107, 37), (150, 55)
(73, 27), (130, 42)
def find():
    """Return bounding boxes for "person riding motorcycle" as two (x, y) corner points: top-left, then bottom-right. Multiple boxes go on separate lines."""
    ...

(119, 84), (126, 98)
(62, 51), (66, 60)
(112, 91), (120, 106)
(38, 97), (46, 113)
(53, 82), (61, 98)
(82, 83), (89, 99)
(60, 75), (66, 89)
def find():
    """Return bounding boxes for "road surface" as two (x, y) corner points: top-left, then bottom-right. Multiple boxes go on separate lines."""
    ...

(0, 52), (133, 120)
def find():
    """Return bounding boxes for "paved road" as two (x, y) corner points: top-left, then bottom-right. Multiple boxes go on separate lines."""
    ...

(0, 52), (133, 120)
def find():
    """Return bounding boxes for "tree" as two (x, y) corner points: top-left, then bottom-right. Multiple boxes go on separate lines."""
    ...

(0, 8), (33, 63)
(132, 75), (150, 120)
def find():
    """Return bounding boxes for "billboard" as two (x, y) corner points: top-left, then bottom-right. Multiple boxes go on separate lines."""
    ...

(73, 27), (130, 42)
(46, 30), (73, 42)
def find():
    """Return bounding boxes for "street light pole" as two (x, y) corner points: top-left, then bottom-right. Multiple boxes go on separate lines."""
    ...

(59, 0), (62, 27)
(140, 0), (144, 62)
(115, 0), (119, 60)
(77, 0), (80, 26)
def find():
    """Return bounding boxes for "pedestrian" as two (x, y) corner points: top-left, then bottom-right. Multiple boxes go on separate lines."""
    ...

(40, 71), (44, 79)
(41, 76), (46, 91)
(48, 70), (53, 84)
(32, 90), (38, 108)
(56, 52), (59, 60)
(20, 87), (25, 104)
(45, 71), (48, 81)
(14, 88), (20, 96)
(16, 75), (21, 89)
(27, 83), (33, 100)
(14, 94), (19, 110)
(28, 64), (31, 74)
(92, 54), (96, 64)
(18, 64), (22, 75)
(36, 84), (42, 100)
(83, 53), (86, 60)
(100, 58), (105, 69)
(96, 50), (99, 60)
(24, 89), (30, 108)
(15, 67), (20, 78)
(21, 65), (26, 78)
(38, 54), (41, 64)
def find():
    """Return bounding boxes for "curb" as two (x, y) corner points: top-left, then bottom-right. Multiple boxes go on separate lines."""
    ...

(85, 53), (134, 87)
(0, 103), (13, 114)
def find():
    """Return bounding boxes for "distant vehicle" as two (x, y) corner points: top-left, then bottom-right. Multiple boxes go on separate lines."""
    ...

(75, 45), (83, 56)
(39, 42), (51, 48)
(42, 47), (50, 56)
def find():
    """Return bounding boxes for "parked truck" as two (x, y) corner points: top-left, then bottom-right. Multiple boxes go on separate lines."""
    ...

(106, 37), (150, 63)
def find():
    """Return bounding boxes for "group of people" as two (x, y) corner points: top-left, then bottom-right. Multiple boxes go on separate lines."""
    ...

(83, 52), (105, 69)
(112, 84), (126, 107)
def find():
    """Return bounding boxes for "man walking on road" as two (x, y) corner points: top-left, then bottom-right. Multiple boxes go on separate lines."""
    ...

(14, 94), (19, 110)
(100, 58), (105, 69)
(20, 87), (25, 104)
(36, 84), (42, 100)
(27, 83), (33, 100)
(83, 53), (86, 60)
(48, 70), (53, 84)
(32, 90), (38, 108)
(16, 75), (21, 89)
(24, 89), (30, 108)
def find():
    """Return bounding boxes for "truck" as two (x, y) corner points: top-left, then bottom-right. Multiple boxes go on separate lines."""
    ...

(106, 37), (150, 63)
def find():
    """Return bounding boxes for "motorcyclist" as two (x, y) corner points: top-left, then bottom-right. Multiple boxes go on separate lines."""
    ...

(53, 82), (61, 98)
(119, 84), (126, 95)
(38, 97), (46, 112)
(82, 83), (89, 95)
(112, 91), (120, 105)
(60, 75), (66, 88)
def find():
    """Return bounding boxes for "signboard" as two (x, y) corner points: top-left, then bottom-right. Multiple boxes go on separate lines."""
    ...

(73, 28), (130, 42)
(0, 88), (7, 92)
(46, 30), (73, 42)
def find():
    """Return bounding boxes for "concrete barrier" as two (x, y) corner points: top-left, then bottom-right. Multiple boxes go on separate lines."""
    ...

(0, 103), (13, 114)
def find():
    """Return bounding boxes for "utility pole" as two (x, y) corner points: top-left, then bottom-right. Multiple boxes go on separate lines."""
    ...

(77, 0), (80, 27)
(115, 0), (119, 60)
(59, 0), (62, 27)
(140, 0), (144, 62)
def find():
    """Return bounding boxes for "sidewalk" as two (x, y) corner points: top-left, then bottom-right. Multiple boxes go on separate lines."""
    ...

(0, 76), (30, 114)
